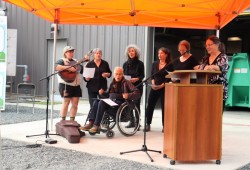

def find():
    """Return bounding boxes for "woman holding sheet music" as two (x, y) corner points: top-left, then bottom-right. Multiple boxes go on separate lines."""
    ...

(123, 44), (145, 128)
(144, 47), (174, 132)
(84, 48), (112, 108)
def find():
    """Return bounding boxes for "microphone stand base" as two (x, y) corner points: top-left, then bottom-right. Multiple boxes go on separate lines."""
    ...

(120, 145), (161, 162)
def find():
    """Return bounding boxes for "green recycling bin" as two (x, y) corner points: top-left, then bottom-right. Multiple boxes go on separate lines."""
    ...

(225, 53), (250, 108)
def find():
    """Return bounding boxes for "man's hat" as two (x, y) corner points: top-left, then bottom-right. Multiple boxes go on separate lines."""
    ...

(63, 46), (75, 54)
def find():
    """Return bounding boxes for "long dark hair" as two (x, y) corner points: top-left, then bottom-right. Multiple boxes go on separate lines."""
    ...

(158, 47), (171, 64)
(206, 35), (225, 54)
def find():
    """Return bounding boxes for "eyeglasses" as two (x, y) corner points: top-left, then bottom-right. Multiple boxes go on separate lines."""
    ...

(205, 43), (214, 48)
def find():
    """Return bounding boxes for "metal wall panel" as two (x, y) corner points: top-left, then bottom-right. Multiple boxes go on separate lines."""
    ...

(5, 4), (150, 100)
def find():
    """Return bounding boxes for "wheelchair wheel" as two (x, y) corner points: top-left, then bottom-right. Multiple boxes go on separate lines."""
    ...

(116, 102), (140, 136)
(106, 130), (115, 138)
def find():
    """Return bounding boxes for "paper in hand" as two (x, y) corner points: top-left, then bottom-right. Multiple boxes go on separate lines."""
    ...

(101, 98), (118, 106)
(124, 75), (131, 80)
(83, 67), (95, 78)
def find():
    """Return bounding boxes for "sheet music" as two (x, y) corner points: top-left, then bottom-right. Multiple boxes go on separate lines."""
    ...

(83, 67), (95, 78)
(124, 75), (131, 80)
(101, 98), (118, 106)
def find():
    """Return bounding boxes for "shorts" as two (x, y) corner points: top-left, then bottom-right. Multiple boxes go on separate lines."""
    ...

(59, 83), (82, 98)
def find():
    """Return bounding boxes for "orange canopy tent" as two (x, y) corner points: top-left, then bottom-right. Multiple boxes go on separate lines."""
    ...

(4, 0), (250, 29)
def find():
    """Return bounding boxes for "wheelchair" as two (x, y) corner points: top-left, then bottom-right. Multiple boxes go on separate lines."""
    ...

(87, 100), (140, 138)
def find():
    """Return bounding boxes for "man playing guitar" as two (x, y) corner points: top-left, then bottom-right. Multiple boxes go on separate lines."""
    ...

(55, 46), (89, 121)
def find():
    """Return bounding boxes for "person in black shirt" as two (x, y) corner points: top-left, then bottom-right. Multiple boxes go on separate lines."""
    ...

(172, 40), (198, 83)
(84, 48), (112, 108)
(144, 47), (174, 132)
(173, 40), (198, 70)
(123, 44), (145, 128)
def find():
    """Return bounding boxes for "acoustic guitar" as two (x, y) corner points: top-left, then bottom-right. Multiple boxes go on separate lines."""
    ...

(59, 50), (92, 83)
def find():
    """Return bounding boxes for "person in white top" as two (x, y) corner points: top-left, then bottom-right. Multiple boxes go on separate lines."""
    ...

(55, 46), (87, 121)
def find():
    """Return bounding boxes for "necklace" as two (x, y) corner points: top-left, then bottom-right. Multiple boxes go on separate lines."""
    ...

(209, 57), (215, 64)
(159, 62), (166, 65)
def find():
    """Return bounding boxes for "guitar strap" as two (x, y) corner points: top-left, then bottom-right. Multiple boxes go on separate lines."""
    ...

(61, 58), (67, 98)
(63, 84), (68, 97)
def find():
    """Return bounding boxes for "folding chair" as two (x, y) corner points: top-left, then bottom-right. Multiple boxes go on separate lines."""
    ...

(16, 83), (36, 114)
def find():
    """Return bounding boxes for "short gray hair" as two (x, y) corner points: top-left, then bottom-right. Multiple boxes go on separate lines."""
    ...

(114, 67), (123, 74)
(92, 48), (102, 55)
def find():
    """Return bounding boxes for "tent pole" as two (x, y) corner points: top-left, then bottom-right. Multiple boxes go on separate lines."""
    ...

(216, 30), (220, 38)
(50, 22), (58, 131)
(216, 12), (220, 38)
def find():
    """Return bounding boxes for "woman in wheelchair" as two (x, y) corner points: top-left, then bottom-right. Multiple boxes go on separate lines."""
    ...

(80, 67), (141, 135)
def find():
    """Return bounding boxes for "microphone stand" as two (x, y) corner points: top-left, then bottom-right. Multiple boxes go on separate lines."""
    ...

(120, 64), (171, 162)
(26, 73), (58, 143)
(26, 59), (87, 142)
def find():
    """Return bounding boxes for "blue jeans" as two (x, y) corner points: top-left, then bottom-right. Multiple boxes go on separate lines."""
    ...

(88, 100), (110, 126)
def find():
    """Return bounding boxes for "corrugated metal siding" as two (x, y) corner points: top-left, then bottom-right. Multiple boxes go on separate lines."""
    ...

(6, 3), (150, 99)
(7, 4), (50, 96)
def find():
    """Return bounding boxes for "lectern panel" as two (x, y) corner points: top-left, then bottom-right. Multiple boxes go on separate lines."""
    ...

(163, 83), (223, 162)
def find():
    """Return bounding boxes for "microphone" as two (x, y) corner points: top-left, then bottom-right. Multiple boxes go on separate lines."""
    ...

(165, 69), (170, 74)
(181, 50), (190, 56)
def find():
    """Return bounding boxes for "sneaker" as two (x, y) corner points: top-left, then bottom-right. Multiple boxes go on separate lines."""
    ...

(89, 125), (100, 133)
(143, 124), (151, 132)
(79, 123), (93, 131)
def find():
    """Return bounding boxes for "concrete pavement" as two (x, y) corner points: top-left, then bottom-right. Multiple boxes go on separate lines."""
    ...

(1, 100), (250, 170)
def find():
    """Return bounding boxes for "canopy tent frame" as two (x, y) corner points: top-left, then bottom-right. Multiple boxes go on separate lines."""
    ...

(4, 0), (250, 130)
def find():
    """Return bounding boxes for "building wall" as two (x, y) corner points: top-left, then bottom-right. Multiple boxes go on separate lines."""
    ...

(6, 4), (152, 99)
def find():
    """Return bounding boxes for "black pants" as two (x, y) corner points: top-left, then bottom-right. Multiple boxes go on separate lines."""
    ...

(134, 98), (141, 114)
(136, 85), (143, 114)
(145, 87), (165, 126)
(223, 100), (226, 114)
(88, 100), (110, 126)
(88, 99), (122, 126)
(87, 90), (101, 108)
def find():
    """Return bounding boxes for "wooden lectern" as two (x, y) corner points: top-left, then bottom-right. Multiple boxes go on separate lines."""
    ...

(163, 70), (223, 165)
